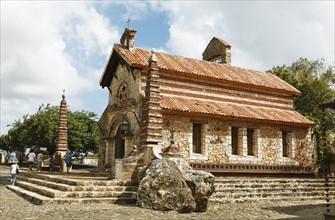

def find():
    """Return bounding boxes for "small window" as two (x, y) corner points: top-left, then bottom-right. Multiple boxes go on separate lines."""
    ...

(231, 127), (239, 155)
(247, 128), (254, 156)
(118, 84), (128, 105)
(282, 131), (288, 157)
(193, 123), (202, 154)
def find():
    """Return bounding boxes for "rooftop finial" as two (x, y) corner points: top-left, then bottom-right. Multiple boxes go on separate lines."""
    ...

(127, 16), (131, 28)
(149, 48), (158, 63)
(62, 89), (66, 98)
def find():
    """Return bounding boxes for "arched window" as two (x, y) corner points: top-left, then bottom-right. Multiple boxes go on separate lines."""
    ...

(118, 83), (128, 105)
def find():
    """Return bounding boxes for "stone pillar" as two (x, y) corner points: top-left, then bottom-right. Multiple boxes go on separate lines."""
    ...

(140, 49), (163, 164)
(97, 139), (106, 172)
(55, 93), (68, 171)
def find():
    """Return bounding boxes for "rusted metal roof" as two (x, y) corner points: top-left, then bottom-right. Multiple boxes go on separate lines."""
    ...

(113, 44), (300, 94)
(161, 95), (314, 126)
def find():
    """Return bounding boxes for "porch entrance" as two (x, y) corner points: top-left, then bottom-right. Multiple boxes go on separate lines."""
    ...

(114, 127), (125, 159)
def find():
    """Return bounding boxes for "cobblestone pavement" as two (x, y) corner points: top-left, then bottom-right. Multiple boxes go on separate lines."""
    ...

(0, 165), (334, 220)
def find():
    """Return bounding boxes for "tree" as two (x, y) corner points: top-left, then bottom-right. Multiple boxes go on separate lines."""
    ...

(1, 104), (99, 154)
(269, 58), (335, 164)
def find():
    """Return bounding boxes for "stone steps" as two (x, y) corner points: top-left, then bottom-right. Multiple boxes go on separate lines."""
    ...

(8, 171), (335, 205)
(216, 184), (327, 190)
(212, 177), (335, 204)
(16, 180), (137, 199)
(17, 176), (138, 192)
(213, 190), (333, 199)
(6, 185), (136, 205)
(210, 196), (330, 204)
(19, 171), (137, 186)
(17, 181), (65, 198)
(215, 186), (334, 192)
(7, 171), (138, 205)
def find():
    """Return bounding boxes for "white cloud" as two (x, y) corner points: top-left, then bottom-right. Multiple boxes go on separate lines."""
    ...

(158, 1), (226, 59)
(148, 1), (334, 70)
(1, 1), (333, 135)
(0, 1), (119, 134)
(73, 5), (119, 56)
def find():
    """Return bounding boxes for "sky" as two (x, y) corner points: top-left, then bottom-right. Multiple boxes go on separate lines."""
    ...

(1, 1), (334, 135)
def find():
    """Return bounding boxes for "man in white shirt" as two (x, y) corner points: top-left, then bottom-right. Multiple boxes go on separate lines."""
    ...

(28, 150), (36, 171)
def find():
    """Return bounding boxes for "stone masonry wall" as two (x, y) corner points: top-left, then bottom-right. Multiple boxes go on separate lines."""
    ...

(161, 115), (315, 167)
(109, 64), (142, 106)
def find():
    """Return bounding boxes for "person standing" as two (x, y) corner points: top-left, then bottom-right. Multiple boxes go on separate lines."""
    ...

(65, 151), (73, 173)
(28, 150), (36, 171)
(36, 152), (44, 172)
(10, 160), (19, 185)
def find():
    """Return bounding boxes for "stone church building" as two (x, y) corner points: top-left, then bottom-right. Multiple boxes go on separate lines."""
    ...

(98, 28), (315, 177)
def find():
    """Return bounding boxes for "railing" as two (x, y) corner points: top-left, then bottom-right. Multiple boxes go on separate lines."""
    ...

(190, 162), (313, 174)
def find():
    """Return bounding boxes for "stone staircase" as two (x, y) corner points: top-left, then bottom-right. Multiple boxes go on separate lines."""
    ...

(211, 177), (335, 203)
(7, 170), (335, 205)
(6, 170), (138, 205)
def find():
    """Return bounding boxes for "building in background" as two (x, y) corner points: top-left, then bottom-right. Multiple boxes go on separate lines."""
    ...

(98, 28), (315, 178)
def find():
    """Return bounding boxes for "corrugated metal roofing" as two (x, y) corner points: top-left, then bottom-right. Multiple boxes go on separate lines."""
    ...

(114, 44), (300, 94)
(161, 95), (313, 126)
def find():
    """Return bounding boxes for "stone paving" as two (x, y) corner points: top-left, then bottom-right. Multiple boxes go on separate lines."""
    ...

(0, 165), (334, 220)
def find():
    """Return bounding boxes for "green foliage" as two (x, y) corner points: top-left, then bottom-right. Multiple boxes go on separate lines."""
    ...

(269, 58), (335, 164)
(0, 104), (99, 154)
(67, 110), (100, 153)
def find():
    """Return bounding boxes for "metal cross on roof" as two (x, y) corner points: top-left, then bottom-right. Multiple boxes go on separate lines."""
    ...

(127, 17), (131, 28)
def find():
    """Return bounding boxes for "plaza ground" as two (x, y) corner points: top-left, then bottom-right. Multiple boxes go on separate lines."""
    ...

(0, 165), (333, 220)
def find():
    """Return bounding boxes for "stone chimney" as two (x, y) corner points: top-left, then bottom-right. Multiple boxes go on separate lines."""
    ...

(202, 37), (231, 65)
(120, 27), (137, 50)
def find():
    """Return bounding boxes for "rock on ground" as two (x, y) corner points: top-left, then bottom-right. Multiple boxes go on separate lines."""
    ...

(136, 159), (196, 213)
(183, 170), (215, 212)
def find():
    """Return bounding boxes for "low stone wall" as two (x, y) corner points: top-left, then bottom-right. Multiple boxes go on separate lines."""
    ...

(82, 157), (98, 166)
(111, 153), (144, 180)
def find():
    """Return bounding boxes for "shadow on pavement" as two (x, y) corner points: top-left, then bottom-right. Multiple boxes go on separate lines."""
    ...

(0, 164), (11, 186)
(264, 203), (333, 220)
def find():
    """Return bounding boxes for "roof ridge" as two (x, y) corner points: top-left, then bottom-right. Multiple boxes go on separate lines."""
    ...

(111, 44), (300, 94)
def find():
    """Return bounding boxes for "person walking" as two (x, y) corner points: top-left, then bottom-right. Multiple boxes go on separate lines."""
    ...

(65, 151), (73, 173)
(28, 150), (36, 171)
(36, 152), (44, 172)
(10, 160), (19, 185)
(49, 155), (54, 172)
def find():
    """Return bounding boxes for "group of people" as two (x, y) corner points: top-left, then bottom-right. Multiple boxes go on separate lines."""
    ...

(27, 150), (73, 172)
(27, 150), (47, 172)
(9, 150), (74, 185)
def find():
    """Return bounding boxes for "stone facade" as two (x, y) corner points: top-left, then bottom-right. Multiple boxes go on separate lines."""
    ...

(160, 115), (314, 167)
(99, 63), (142, 168)
(99, 28), (315, 175)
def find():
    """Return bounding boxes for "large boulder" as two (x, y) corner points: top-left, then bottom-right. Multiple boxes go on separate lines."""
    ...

(183, 170), (215, 212)
(137, 159), (196, 213)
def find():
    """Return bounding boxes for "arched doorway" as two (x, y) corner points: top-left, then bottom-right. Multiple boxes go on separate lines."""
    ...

(114, 126), (125, 159)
